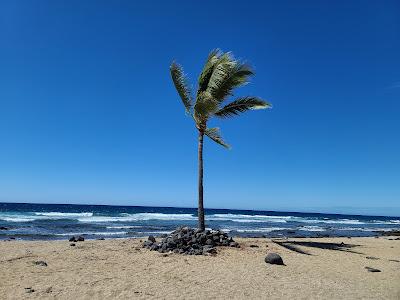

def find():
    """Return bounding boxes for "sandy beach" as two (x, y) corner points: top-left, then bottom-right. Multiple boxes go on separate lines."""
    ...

(0, 236), (399, 299)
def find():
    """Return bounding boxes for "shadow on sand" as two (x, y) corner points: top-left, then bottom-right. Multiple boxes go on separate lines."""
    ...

(272, 240), (363, 255)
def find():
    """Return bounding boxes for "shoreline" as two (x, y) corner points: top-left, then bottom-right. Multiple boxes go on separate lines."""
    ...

(1, 236), (399, 299)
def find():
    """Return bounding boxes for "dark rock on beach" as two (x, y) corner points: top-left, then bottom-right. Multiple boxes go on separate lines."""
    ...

(265, 253), (284, 265)
(70, 243), (76, 247)
(34, 261), (48, 267)
(378, 230), (400, 236)
(143, 227), (238, 255)
(69, 236), (84, 242)
(0, 226), (8, 230)
(148, 235), (156, 243)
(25, 287), (35, 293)
(365, 266), (381, 273)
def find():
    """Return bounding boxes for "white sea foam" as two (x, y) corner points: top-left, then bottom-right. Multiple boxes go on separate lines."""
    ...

(34, 212), (93, 217)
(235, 227), (288, 233)
(78, 213), (197, 223)
(299, 226), (326, 232)
(56, 231), (128, 236)
(300, 218), (366, 225)
(208, 214), (291, 223)
(106, 225), (143, 229)
(0, 217), (36, 222)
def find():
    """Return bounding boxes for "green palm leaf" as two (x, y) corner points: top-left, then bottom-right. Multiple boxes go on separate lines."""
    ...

(170, 62), (193, 114)
(193, 91), (219, 123)
(210, 63), (254, 102)
(204, 127), (230, 149)
(197, 49), (221, 94)
(214, 97), (271, 118)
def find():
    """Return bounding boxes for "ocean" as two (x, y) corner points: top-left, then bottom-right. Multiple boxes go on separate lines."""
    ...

(0, 202), (399, 240)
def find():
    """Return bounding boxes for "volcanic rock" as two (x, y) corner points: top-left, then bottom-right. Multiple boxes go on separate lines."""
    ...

(265, 253), (284, 265)
(143, 227), (237, 255)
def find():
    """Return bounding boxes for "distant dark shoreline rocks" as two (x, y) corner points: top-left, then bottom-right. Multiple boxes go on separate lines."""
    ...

(143, 227), (239, 255)
(69, 236), (85, 242)
(0, 226), (8, 230)
(377, 230), (400, 236)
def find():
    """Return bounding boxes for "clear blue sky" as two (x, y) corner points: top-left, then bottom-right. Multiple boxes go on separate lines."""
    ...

(0, 1), (399, 216)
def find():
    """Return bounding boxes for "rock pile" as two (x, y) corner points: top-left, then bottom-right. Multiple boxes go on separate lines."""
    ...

(143, 227), (239, 255)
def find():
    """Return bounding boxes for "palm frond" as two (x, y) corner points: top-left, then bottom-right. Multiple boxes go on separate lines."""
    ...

(210, 62), (254, 102)
(204, 127), (230, 149)
(214, 97), (271, 118)
(205, 53), (235, 98)
(197, 49), (221, 94)
(193, 91), (219, 123)
(170, 62), (193, 114)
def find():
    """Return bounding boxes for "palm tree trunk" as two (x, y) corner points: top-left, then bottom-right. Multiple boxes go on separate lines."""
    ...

(198, 131), (205, 231)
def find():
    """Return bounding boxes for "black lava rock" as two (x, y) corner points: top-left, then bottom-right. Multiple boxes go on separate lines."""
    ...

(0, 226), (8, 230)
(142, 227), (237, 256)
(70, 243), (76, 247)
(25, 287), (35, 293)
(77, 236), (85, 242)
(265, 253), (284, 265)
(34, 261), (48, 267)
(365, 266), (381, 272)
(69, 236), (77, 242)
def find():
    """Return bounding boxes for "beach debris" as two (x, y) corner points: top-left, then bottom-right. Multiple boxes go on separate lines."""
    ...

(25, 287), (35, 293)
(45, 287), (53, 293)
(388, 259), (400, 263)
(97, 238), (105, 240)
(143, 226), (239, 255)
(34, 260), (48, 267)
(0, 226), (8, 230)
(249, 244), (259, 248)
(365, 266), (381, 272)
(265, 253), (284, 265)
(70, 243), (76, 247)
(366, 256), (379, 260)
(69, 236), (85, 242)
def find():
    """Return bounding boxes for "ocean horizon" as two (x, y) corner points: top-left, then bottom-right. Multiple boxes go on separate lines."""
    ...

(1, 202), (399, 240)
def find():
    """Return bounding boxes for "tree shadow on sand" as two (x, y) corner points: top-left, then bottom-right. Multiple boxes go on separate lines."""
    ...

(272, 240), (364, 255)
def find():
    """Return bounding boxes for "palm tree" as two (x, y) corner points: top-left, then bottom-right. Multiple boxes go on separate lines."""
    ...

(170, 49), (271, 231)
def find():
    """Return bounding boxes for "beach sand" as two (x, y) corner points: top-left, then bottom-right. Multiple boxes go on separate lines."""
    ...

(0, 237), (399, 299)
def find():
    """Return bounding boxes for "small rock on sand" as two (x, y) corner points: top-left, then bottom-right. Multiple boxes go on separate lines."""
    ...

(265, 253), (284, 265)
(365, 266), (381, 272)
(249, 245), (259, 248)
(70, 243), (76, 247)
(25, 287), (35, 293)
(34, 261), (48, 267)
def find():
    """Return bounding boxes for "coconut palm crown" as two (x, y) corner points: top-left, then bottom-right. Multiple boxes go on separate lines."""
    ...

(170, 49), (271, 231)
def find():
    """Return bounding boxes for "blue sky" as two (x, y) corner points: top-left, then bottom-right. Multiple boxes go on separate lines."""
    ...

(0, 1), (399, 216)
